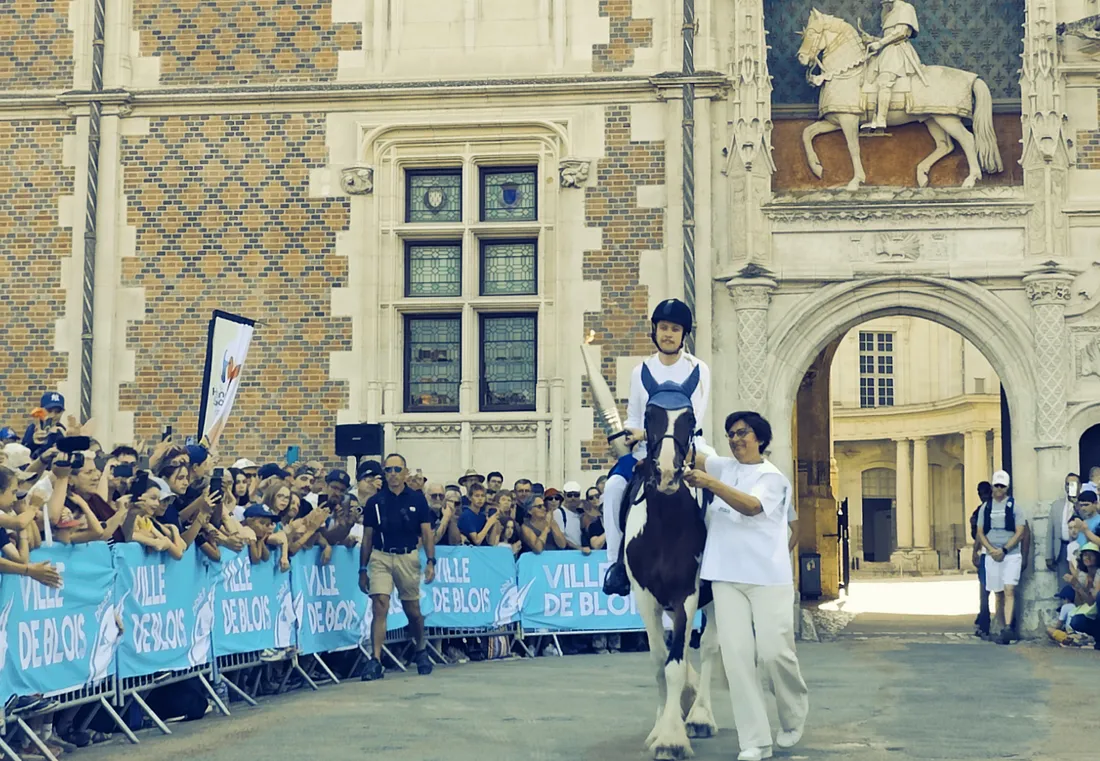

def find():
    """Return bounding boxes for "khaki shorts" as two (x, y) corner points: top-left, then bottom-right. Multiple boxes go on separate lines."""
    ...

(368, 550), (421, 601)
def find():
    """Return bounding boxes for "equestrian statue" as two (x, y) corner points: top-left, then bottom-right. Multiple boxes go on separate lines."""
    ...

(581, 300), (722, 760)
(797, 1), (1003, 190)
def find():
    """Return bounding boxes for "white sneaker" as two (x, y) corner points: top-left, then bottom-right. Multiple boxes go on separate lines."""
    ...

(737, 747), (773, 761)
(776, 727), (804, 748)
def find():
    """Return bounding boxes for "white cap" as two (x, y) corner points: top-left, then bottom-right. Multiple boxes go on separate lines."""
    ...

(2, 442), (32, 470)
(232, 458), (258, 470)
(149, 476), (175, 501)
(563, 481), (581, 493)
(992, 470), (1010, 488)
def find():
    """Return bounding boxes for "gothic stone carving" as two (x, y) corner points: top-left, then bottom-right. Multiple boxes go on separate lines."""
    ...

(559, 159), (591, 188)
(472, 423), (538, 435)
(1079, 335), (1100, 378)
(1025, 281), (1072, 304)
(764, 187), (1030, 225)
(795, 5), (1003, 190)
(725, 275), (777, 409)
(340, 166), (374, 195)
(394, 424), (460, 436)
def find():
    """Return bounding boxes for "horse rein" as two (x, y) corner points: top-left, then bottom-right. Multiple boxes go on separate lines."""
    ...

(804, 26), (872, 84)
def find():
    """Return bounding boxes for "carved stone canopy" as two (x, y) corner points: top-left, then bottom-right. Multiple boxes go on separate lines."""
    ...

(559, 158), (591, 188)
(340, 166), (374, 195)
(725, 276), (778, 310)
(1023, 262), (1076, 305)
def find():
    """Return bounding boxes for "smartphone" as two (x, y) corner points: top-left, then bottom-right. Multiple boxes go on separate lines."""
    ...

(185, 435), (197, 447)
(286, 446), (300, 465)
(113, 463), (134, 478)
(1069, 482), (1079, 497)
(57, 435), (91, 454)
(209, 467), (225, 495)
(161, 425), (173, 442)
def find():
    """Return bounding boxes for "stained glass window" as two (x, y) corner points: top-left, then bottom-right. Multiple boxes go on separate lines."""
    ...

(406, 169), (462, 223)
(480, 167), (537, 222)
(406, 242), (462, 297)
(405, 316), (461, 412)
(480, 314), (537, 412)
(480, 240), (537, 296)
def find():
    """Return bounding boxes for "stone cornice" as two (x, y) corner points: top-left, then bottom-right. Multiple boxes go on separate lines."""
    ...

(763, 187), (1032, 225)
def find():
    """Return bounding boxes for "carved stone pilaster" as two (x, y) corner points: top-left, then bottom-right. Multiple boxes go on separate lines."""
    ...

(340, 166), (374, 195)
(726, 268), (777, 410)
(1021, 1), (1072, 257)
(724, 0), (773, 269)
(1024, 266), (1074, 443)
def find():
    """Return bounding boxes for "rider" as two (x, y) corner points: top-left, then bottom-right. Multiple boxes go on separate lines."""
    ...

(861, 0), (925, 131)
(601, 298), (714, 597)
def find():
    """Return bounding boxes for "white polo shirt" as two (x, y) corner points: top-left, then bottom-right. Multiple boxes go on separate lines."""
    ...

(700, 456), (793, 586)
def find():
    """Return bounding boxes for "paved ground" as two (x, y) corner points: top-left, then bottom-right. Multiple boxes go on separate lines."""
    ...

(71, 632), (1095, 761)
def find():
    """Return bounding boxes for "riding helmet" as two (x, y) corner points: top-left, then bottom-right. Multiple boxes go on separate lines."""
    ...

(650, 298), (693, 336)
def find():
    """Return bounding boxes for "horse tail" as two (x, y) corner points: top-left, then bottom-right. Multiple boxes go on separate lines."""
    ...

(972, 77), (1003, 174)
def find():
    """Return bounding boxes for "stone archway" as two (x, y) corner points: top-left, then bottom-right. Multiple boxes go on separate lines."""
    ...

(766, 277), (1039, 506)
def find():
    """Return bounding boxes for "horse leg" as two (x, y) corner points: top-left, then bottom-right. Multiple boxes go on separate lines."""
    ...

(685, 601), (719, 739)
(639, 590), (670, 751)
(934, 115), (982, 188)
(801, 118), (841, 179)
(838, 114), (866, 191)
(650, 597), (697, 760)
(916, 118), (954, 188)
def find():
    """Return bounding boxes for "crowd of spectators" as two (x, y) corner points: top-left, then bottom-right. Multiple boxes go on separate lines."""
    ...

(0, 391), (638, 757)
(1044, 470), (1100, 648)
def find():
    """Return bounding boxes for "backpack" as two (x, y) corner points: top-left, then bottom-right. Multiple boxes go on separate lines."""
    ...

(981, 498), (1016, 536)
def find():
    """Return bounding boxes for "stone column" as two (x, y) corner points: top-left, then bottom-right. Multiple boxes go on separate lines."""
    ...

(894, 438), (913, 549)
(963, 431), (977, 526)
(971, 430), (988, 490)
(727, 274), (778, 411)
(992, 429), (1002, 472)
(912, 437), (931, 548)
(1023, 270), (1073, 446)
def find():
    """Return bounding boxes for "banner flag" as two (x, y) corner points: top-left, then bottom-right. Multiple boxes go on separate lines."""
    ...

(290, 546), (370, 655)
(211, 547), (285, 656)
(0, 544), (117, 698)
(197, 310), (255, 447)
(423, 546), (521, 630)
(114, 545), (215, 679)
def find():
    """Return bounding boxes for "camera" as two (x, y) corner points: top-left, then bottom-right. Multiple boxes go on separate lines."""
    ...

(113, 463), (134, 478)
(56, 436), (91, 454)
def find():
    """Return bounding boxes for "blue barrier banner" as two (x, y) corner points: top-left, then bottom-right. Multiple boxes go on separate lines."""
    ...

(518, 550), (641, 632)
(290, 546), (367, 655)
(424, 545), (519, 629)
(212, 547), (284, 656)
(0, 543), (117, 698)
(114, 545), (216, 678)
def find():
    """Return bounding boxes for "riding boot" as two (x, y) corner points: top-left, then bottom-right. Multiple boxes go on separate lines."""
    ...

(861, 86), (892, 130)
(602, 549), (632, 597)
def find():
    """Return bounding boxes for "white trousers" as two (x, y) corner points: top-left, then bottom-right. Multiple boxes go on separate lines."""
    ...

(711, 581), (809, 751)
(603, 473), (628, 561)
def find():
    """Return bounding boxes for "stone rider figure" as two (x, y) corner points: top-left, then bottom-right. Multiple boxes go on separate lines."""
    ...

(860, 0), (925, 131)
(601, 298), (716, 597)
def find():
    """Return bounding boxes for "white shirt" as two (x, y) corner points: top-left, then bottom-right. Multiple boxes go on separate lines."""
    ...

(554, 508), (583, 548)
(625, 352), (711, 459)
(701, 456), (793, 586)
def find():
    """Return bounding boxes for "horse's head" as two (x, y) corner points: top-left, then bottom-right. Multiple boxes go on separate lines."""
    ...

(797, 8), (829, 67)
(642, 364), (700, 495)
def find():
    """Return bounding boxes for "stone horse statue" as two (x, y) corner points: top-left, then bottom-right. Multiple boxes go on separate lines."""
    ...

(622, 365), (722, 760)
(796, 8), (1003, 190)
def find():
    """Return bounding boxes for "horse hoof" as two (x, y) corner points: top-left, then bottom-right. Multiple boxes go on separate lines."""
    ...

(810, 162), (824, 179)
(845, 179), (862, 192)
(917, 171), (930, 188)
(686, 722), (715, 739)
(961, 175), (979, 189)
(654, 743), (693, 760)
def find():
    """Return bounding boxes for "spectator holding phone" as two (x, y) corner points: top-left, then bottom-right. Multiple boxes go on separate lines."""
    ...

(0, 465), (62, 586)
(21, 391), (66, 456)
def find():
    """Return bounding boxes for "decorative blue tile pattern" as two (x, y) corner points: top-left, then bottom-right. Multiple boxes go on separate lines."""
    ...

(766, 0), (1024, 105)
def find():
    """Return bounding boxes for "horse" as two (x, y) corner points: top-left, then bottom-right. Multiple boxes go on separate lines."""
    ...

(796, 8), (1003, 191)
(622, 365), (721, 760)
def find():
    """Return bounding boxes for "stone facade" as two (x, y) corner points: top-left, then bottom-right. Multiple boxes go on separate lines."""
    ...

(3, 0), (1100, 636)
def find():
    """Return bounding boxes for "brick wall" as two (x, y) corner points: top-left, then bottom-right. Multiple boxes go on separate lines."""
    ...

(593, 0), (652, 73)
(119, 114), (351, 462)
(132, 1), (361, 86)
(580, 104), (665, 470)
(1077, 96), (1100, 168)
(0, 121), (75, 426)
(0, 1), (73, 90)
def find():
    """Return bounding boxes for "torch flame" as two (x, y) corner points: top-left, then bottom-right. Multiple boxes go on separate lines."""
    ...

(585, 329), (596, 345)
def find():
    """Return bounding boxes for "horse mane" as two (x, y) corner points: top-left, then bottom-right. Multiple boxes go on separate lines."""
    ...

(809, 10), (854, 35)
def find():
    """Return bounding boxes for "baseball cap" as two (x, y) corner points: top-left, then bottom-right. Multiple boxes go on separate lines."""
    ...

(243, 505), (279, 521)
(231, 458), (259, 471)
(39, 392), (65, 411)
(1081, 541), (1100, 555)
(185, 444), (209, 466)
(258, 463), (290, 480)
(326, 469), (352, 488)
(991, 470), (1010, 488)
(356, 460), (383, 481)
(563, 481), (582, 494)
(0, 427), (18, 442)
(148, 476), (174, 501)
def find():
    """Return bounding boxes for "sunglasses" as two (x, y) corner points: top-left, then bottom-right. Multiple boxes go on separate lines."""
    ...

(383, 466), (403, 474)
(565, 492), (581, 498)
(428, 493), (445, 499)
(546, 495), (563, 502)
(993, 483), (1008, 488)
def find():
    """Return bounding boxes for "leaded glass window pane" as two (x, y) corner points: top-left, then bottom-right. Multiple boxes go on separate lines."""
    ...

(481, 315), (536, 411)
(481, 240), (537, 295)
(406, 242), (462, 297)
(405, 316), (461, 412)
(406, 170), (462, 223)
(481, 167), (537, 222)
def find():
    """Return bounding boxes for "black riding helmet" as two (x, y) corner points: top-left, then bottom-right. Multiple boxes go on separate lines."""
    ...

(650, 298), (693, 352)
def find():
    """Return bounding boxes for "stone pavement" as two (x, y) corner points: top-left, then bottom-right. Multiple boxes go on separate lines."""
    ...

(71, 631), (1095, 761)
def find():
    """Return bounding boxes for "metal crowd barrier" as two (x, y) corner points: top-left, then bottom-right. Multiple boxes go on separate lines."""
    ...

(115, 663), (229, 742)
(0, 676), (131, 761)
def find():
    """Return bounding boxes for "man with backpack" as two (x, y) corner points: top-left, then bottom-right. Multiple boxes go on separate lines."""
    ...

(976, 470), (1025, 644)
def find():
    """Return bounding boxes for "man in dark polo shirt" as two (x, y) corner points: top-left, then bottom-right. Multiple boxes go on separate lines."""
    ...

(358, 453), (436, 681)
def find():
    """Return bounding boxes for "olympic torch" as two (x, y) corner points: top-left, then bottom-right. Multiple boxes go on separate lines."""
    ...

(580, 331), (631, 459)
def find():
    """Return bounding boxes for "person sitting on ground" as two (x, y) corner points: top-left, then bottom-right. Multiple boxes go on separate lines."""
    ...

(1064, 541), (1100, 648)
(1047, 585), (1079, 645)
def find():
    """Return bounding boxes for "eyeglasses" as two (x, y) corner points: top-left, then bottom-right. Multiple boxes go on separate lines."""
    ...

(587, 494), (600, 500)
(428, 493), (444, 499)
(383, 466), (403, 474)
(565, 492), (581, 498)
(727, 428), (753, 439)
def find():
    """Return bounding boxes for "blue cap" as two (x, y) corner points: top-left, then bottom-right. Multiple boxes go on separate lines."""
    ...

(326, 469), (352, 487)
(40, 392), (65, 411)
(258, 463), (290, 480)
(243, 505), (278, 521)
(185, 444), (208, 466)
(0, 427), (18, 442)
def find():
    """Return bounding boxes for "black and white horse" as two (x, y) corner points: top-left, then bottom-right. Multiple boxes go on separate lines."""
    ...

(623, 366), (721, 759)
